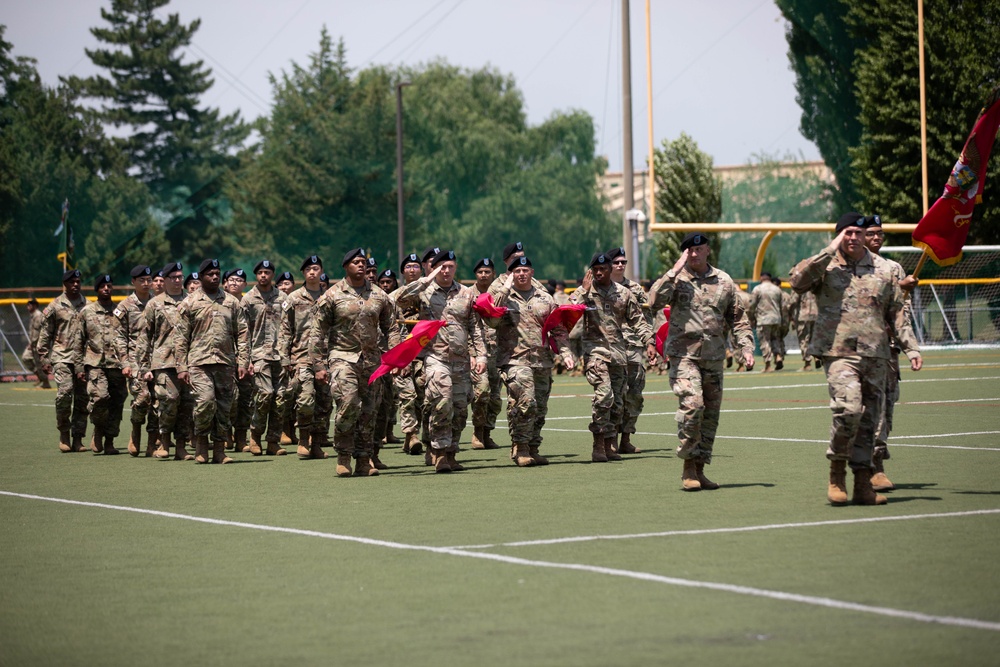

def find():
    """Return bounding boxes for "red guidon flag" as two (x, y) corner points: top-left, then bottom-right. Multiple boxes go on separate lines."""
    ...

(542, 304), (587, 353)
(473, 292), (508, 318)
(913, 87), (1000, 266)
(654, 306), (672, 357)
(368, 320), (447, 385)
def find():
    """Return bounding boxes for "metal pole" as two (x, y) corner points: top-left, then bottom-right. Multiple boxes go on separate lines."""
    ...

(644, 0), (655, 249)
(395, 82), (411, 266)
(621, 0), (635, 280)
(918, 0), (929, 215)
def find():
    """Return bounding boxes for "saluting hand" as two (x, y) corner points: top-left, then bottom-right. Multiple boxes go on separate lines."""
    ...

(580, 269), (593, 291)
(672, 249), (689, 274)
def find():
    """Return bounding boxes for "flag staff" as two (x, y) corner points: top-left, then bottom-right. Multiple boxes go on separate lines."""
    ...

(913, 0), (929, 278)
(644, 0), (655, 234)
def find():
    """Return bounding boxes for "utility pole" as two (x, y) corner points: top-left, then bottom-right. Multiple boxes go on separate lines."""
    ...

(395, 81), (411, 266)
(621, 0), (636, 281)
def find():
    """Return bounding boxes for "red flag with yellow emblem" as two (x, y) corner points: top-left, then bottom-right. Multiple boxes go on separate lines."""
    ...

(368, 320), (447, 385)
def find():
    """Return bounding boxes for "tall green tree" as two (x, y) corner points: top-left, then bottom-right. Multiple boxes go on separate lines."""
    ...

(652, 133), (722, 273)
(65, 0), (249, 261)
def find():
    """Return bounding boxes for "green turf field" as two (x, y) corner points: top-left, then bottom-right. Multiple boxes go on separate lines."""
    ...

(2, 349), (999, 666)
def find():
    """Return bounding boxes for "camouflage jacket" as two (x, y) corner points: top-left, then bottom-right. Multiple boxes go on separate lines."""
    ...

(28, 309), (44, 349)
(649, 264), (753, 362)
(790, 289), (818, 323)
(113, 292), (150, 374)
(572, 280), (651, 365)
(486, 283), (567, 368)
(618, 276), (652, 363)
(879, 255), (916, 352)
(789, 247), (919, 360)
(309, 278), (400, 370)
(240, 285), (286, 364)
(278, 286), (324, 368)
(175, 288), (248, 372)
(748, 280), (783, 326)
(474, 284), (498, 356)
(140, 291), (186, 372)
(73, 301), (121, 369)
(38, 292), (87, 365)
(395, 276), (487, 365)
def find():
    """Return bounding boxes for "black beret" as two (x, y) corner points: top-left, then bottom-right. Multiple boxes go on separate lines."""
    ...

(27, 297), (39, 306)
(864, 213), (883, 228)
(507, 256), (532, 271)
(62, 269), (81, 282)
(835, 212), (865, 233)
(130, 265), (152, 278)
(253, 259), (275, 273)
(605, 246), (626, 260)
(161, 262), (183, 276)
(184, 272), (199, 287)
(199, 258), (220, 273)
(421, 246), (441, 263)
(342, 247), (366, 266)
(231, 269), (246, 280)
(502, 241), (524, 261)
(365, 257), (378, 268)
(379, 268), (397, 280)
(222, 269), (234, 280)
(94, 274), (112, 289)
(277, 271), (294, 283)
(319, 273), (329, 283)
(155, 269), (165, 278)
(590, 252), (610, 268)
(759, 272), (773, 281)
(680, 232), (710, 250)
(430, 249), (456, 267)
(400, 253), (421, 271)
(300, 255), (323, 271)
(474, 258), (494, 272)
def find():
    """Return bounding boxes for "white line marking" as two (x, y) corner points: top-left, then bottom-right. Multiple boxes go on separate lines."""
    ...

(2, 490), (998, 632)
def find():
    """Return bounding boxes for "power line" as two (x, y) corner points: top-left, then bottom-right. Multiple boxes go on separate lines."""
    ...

(360, 0), (454, 67)
(386, 0), (467, 64)
(522, 0), (605, 83)
(189, 42), (271, 113)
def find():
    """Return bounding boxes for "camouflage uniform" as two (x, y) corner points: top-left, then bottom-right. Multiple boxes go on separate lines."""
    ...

(726, 289), (752, 371)
(38, 292), (88, 439)
(875, 257), (915, 460)
(241, 285), (287, 444)
(389, 286), (426, 447)
(278, 286), (331, 439)
(21, 307), (45, 378)
(617, 276), (651, 436)
(396, 276), (486, 453)
(650, 263), (753, 463)
(790, 289), (819, 365)
(74, 300), (127, 440)
(141, 291), (194, 447)
(471, 284), (503, 438)
(748, 279), (784, 367)
(310, 279), (400, 457)
(176, 288), (248, 441)
(573, 281), (651, 438)
(789, 247), (919, 469)
(486, 281), (568, 454)
(114, 292), (158, 438)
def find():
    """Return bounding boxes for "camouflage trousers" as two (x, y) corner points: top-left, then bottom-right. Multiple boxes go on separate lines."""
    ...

(584, 356), (625, 437)
(796, 320), (816, 363)
(289, 365), (332, 433)
(621, 360), (646, 435)
(500, 364), (552, 449)
(20, 345), (41, 375)
(471, 357), (502, 430)
(875, 350), (900, 459)
(424, 357), (471, 451)
(373, 375), (395, 444)
(669, 357), (725, 463)
(757, 324), (783, 364)
(823, 355), (887, 469)
(189, 364), (236, 441)
(394, 359), (425, 435)
(86, 366), (128, 437)
(53, 362), (88, 437)
(230, 372), (254, 432)
(153, 368), (193, 441)
(250, 360), (286, 442)
(127, 376), (157, 433)
(328, 357), (382, 457)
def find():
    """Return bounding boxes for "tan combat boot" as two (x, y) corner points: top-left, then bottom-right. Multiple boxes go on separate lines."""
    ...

(58, 430), (72, 453)
(401, 432), (413, 454)
(434, 449), (451, 473)
(871, 452), (894, 491)
(234, 430), (250, 453)
(265, 440), (286, 456)
(103, 434), (120, 455)
(145, 433), (158, 457)
(248, 430), (264, 456)
(514, 443), (534, 467)
(619, 432), (642, 454)
(127, 422), (142, 457)
(385, 430), (402, 445)
(447, 450), (465, 471)
(193, 434), (210, 464)
(471, 426), (486, 450)
(852, 468), (887, 506)
(695, 461), (719, 490)
(174, 437), (195, 461)
(90, 426), (104, 454)
(424, 448), (434, 467)
(354, 456), (379, 477)
(71, 433), (87, 453)
(828, 460), (848, 505)
(681, 459), (702, 491)
(408, 435), (423, 456)
(604, 434), (622, 461)
(212, 439), (233, 464)
(763, 360), (772, 373)
(297, 428), (312, 459)
(484, 428), (500, 449)
(529, 445), (549, 466)
(153, 435), (171, 459)
(279, 418), (295, 446)
(371, 446), (388, 470)
(336, 452), (353, 477)
(591, 433), (608, 463)
(309, 433), (328, 460)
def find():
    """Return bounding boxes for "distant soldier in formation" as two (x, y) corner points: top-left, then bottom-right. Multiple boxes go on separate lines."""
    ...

(470, 257), (503, 450)
(140, 262), (195, 461)
(311, 248), (401, 477)
(276, 271), (295, 295)
(39, 269), (89, 452)
(373, 268), (403, 456)
(748, 272), (784, 371)
(176, 259), (249, 464)
(391, 252), (427, 455)
(607, 246), (651, 454)
(223, 268), (252, 453)
(114, 264), (158, 456)
(151, 269), (165, 297)
(22, 298), (51, 388)
(184, 272), (200, 293)
(650, 232), (754, 491)
(74, 274), (127, 455)
(789, 213), (921, 506)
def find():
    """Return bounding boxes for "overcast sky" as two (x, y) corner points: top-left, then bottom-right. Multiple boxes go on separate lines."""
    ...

(4, 0), (821, 170)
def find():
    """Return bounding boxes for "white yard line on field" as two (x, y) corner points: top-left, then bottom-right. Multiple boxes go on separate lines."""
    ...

(2, 490), (999, 633)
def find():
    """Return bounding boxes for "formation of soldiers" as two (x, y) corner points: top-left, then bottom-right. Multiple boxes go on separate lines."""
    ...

(30, 215), (920, 504)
